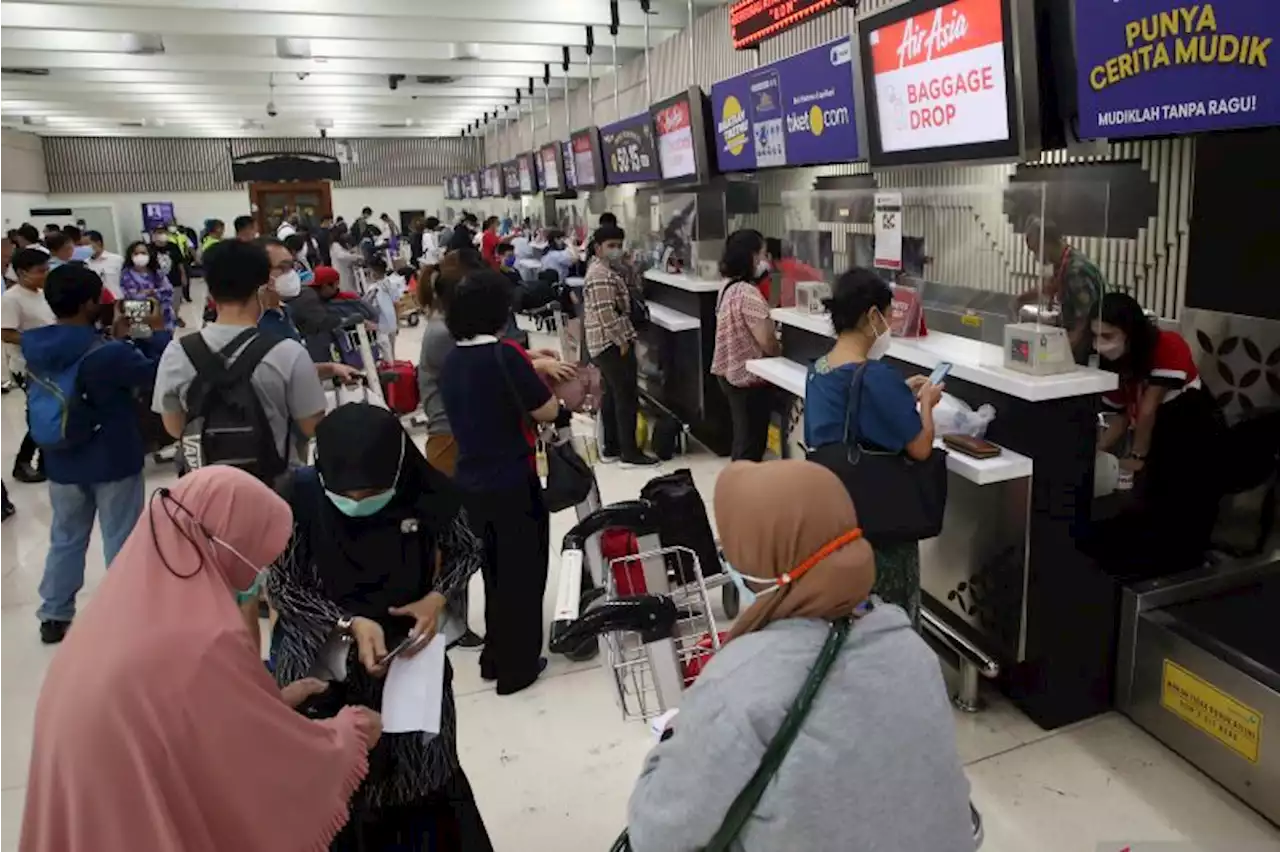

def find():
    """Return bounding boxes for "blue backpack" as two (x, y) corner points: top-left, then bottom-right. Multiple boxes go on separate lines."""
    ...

(26, 340), (104, 450)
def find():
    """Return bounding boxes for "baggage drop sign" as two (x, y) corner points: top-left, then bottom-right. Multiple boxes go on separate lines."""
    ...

(867, 0), (1011, 153)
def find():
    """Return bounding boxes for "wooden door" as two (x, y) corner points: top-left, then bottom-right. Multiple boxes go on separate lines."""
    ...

(249, 181), (333, 236)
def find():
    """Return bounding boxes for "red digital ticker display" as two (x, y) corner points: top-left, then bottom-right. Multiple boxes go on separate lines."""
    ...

(730, 0), (840, 50)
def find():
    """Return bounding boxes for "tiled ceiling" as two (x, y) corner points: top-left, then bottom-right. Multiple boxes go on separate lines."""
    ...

(0, 0), (720, 137)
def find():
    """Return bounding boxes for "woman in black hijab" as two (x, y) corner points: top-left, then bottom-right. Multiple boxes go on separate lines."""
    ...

(268, 403), (492, 852)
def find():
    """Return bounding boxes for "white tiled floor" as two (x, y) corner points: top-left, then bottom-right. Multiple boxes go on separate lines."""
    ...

(2, 298), (1277, 852)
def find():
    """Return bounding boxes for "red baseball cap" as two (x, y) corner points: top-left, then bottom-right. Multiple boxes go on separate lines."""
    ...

(310, 266), (340, 288)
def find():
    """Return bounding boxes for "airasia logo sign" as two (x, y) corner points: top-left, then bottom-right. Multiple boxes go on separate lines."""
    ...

(656, 101), (690, 136)
(895, 6), (970, 68)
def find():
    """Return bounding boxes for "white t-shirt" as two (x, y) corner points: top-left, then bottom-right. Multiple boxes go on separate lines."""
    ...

(1, 284), (55, 374)
(87, 251), (125, 298)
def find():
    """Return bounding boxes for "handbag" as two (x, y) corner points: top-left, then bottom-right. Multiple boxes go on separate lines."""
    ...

(610, 617), (852, 852)
(806, 363), (948, 544)
(493, 346), (596, 513)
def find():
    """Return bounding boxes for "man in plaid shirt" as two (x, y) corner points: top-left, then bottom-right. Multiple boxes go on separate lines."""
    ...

(582, 225), (658, 467)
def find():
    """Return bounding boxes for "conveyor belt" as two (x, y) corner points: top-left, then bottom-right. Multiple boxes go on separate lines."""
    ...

(1162, 574), (1280, 693)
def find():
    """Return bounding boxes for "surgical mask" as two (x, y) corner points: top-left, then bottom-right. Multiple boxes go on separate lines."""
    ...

(866, 309), (892, 361)
(724, 527), (866, 610)
(502, 255), (515, 268)
(754, 259), (771, 280)
(605, 247), (624, 263)
(1095, 337), (1126, 361)
(321, 434), (404, 518)
(725, 563), (777, 610)
(207, 534), (266, 605)
(132, 253), (150, 268)
(72, 245), (93, 262)
(274, 269), (302, 300)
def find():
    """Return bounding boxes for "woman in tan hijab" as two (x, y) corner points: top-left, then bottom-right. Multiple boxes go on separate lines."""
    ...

(626, 460), (973, 852)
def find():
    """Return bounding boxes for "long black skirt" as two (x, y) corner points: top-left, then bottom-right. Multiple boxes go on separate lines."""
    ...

(331, 768), (493, 852)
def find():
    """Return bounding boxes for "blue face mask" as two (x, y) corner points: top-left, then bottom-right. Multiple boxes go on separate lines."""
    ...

(325, 488), (396, 518)
(321, 433), (404, 518)
(725, 563), (779, 610)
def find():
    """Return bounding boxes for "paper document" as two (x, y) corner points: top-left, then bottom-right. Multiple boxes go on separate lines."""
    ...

(380, 634), (446, 734)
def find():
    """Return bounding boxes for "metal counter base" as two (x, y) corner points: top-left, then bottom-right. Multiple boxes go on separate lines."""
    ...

(1117, 554), (1280, 826)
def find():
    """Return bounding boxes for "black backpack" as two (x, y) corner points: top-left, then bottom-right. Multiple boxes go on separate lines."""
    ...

(640, 469), (721, 584)
(179, 328), (288, 483)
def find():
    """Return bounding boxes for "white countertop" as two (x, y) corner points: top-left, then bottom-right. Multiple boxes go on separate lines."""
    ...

(770, 308), (1117, 402)
(647, 302), (700, 333)
(745, 356), (1034, 486)
(643, 269), (724, 293)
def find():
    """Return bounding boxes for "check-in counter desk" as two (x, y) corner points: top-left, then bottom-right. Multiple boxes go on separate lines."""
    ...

(753, 308), (1121, 729)
(638, 270), (732, 455)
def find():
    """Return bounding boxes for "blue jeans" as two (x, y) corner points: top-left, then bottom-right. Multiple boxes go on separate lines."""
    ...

(38, 473), (145, 623)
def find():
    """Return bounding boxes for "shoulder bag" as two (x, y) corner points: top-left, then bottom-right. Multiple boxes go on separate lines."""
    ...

(493, 345), (596, 513)
(806, 363), (948, 544)
(610, 617), (852, 852)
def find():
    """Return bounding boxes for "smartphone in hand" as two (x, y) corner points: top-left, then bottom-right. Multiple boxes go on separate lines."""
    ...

(378, 635), (416, 667)
(928, 361), (952, 385)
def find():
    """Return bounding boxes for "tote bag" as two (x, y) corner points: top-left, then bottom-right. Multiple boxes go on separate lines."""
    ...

(806, 363), (948, 543)
(493, 346), (595, 513)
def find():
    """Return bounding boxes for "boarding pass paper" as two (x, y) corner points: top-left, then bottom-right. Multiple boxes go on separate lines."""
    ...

(380, 633), (447, 734)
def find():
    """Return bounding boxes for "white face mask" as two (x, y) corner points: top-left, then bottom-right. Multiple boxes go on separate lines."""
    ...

(131, 253), (150, 269)
(1095, 337), (1126, 361)
(866, 309), (892, 361)
(754, 258), (771, 279)
(273, 270), (302, 300)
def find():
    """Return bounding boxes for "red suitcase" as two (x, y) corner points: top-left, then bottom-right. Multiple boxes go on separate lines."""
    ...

(378, 360), (420, 415)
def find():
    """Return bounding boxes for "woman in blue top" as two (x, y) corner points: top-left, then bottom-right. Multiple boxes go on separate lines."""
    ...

(804, 268), (945, 625)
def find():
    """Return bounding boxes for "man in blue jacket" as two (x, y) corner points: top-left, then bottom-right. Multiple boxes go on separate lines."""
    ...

(22, 263), (163, 644)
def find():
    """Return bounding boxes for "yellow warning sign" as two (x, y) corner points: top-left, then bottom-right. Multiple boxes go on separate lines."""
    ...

(1161, 659), (1262, 763)
(960, 312), (983, 329)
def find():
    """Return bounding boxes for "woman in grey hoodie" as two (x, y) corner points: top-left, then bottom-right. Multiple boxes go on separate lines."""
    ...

(627, 460), (974, 852)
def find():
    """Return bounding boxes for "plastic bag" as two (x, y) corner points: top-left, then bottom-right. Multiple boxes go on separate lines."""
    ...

(933, 393), (996, 438)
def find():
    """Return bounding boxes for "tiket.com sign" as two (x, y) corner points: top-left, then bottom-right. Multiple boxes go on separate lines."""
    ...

(1076, 1), (1277, 138)
(870, 0), (1010, 153)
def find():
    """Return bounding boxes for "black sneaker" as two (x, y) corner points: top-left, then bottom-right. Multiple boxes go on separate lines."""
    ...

(620, 453), (660, 469)
(39, 620), (70, 644)
(451, 629), (484, 650)
(12, 463), (46, 484)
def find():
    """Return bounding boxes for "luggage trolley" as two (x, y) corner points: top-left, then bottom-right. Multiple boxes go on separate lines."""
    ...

(549, 502), (731, 720)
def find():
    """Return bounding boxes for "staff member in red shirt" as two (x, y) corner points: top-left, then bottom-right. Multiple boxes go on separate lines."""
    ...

(479, 216), (501, 268)
(1092, 293), (1222, 576)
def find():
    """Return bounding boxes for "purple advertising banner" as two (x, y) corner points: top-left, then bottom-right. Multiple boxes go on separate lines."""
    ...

(711, 36), (859, 172)
(1076, 1), (1277, 138)
(599, 114), (662, 184)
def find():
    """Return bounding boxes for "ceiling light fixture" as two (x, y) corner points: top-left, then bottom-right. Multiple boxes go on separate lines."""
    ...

(276, 38), (312, 59)
(121, 34), (165, 55)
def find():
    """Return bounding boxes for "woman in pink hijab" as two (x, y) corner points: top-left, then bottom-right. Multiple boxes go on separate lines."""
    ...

(20, 466), (382, 852)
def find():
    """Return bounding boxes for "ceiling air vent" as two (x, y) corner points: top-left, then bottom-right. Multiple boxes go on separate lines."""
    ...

(414, 76), (457, 85)
(2, 67), (51, 76)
